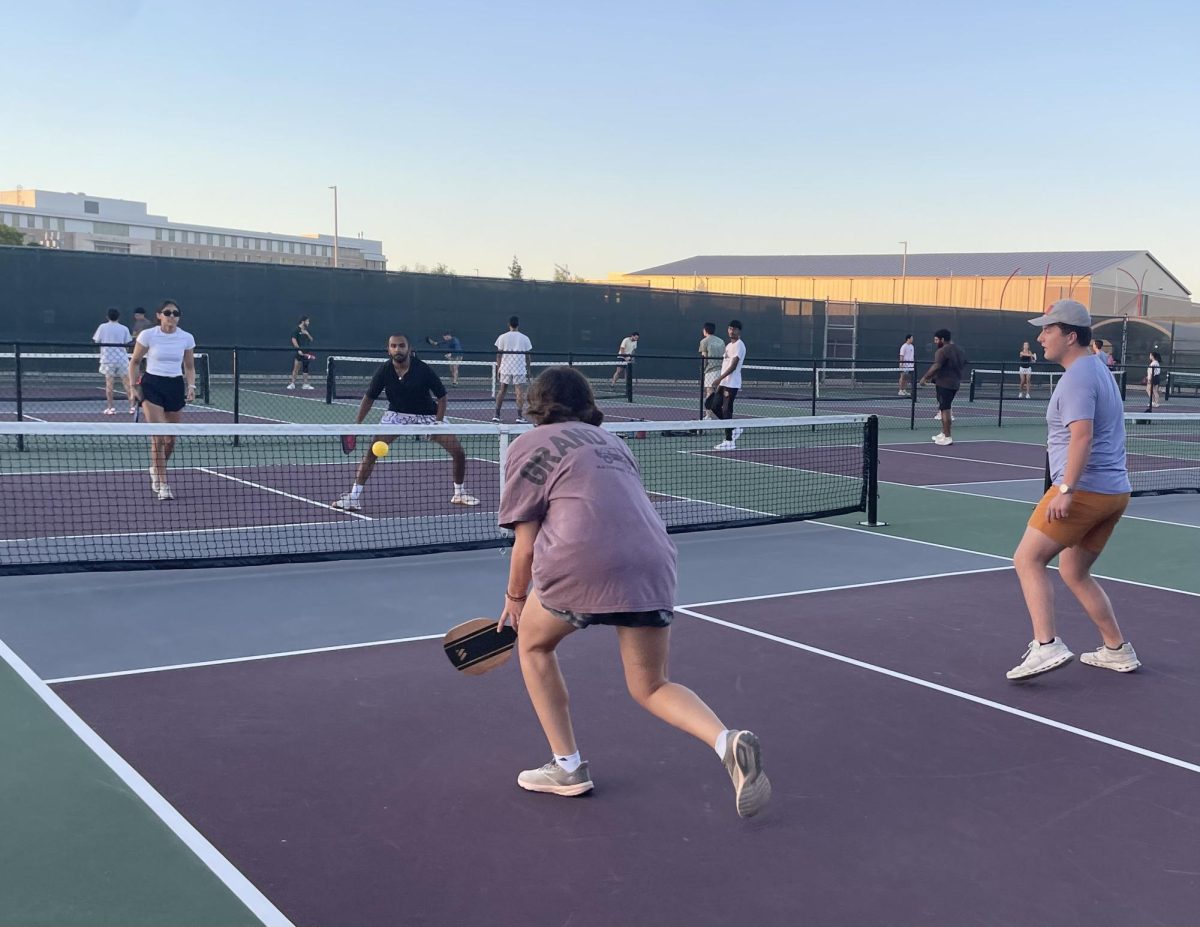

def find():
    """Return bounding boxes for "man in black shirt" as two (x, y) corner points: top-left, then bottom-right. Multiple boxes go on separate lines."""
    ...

(332, 334), (479, 511)
(918, 328), (968, 447)
(287, 316), (315, 390)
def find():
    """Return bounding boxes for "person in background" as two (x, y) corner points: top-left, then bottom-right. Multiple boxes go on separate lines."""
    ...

(127, 301), (197, 501)
(493, 316), (533, 423)
(427, 331), (463, 385)
(1091, 339), (1116, 369)
(1007, 299), (1138, 680)
(1145, 351), (1162, 411)
(898, 334), (915, 396)
(918, 329), (967, 446)
(498, 366), (770, 818)
(710, 320), (746, 450)
(92, 308), (133, 415)
(610, 332), (640, 386)
(1018, 341), (1038, 399)
(130, 307), (153, 381)
(698, 322), (725, 418)
(287, 316), (315, 390)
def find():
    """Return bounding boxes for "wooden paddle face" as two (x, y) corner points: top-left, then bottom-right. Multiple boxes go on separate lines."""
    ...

(443, 618), (517, 675)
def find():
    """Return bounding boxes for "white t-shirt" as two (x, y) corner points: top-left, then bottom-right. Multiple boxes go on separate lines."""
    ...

(721, 339), (747, 389)
(1147, 359), (1160, 381)
(619, 337), (638, 357)
(899, 342), (915, 369)
(93, 321), (132, 366)
(137, 327), (196, 377)
(495, 330), (533, 375)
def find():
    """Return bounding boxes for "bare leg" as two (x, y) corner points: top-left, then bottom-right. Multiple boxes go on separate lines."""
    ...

(515, 383), (527, 418)
(104, 375), (115, 409)
(1013, 526), (1065, 643)
(431, 433), (467, 484)
(354, 434), (396, 485)
(941, 408), (953, 438)
(142, 402), (180, 484)
(290, 359), (301, 386)
(516, 592), (579, 756)
(1058, 546), (1125, 647)
(494, 382), (508, 419)
(122, 372), (134, 411)
(617, 625), (724, 746)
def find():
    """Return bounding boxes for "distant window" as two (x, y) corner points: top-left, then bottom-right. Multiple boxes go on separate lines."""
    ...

(84, 200), (99, 214)
(168, 230), (177, 242)
(93, 221), (130, 236)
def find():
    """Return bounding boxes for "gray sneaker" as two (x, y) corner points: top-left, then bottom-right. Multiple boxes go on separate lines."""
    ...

(1080, 642), (1140, 673)
(722, 730), (771, 818)
(517, 759), (594, 796)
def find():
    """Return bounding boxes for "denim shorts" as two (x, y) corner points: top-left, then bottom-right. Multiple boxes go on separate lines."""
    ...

(544, 606), (674, 630)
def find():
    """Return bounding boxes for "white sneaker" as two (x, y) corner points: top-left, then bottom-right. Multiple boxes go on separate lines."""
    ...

(148, 468), (161, 494)
(732, 427), (744, 440)
(103, 407), (115, 415)
(302, 383), (314, 390)
(331, 494), (362, 512)
(932, 432), (946, 441)
(451, 492), (480, 506)
(286, 383), (296, 390)
(933, 434), (954, 446)
(156, 485), (174, 501)
(1080, 642), (1140, 673)
(713, 440), (736, 451)
(1006, 638), (1074, 680)
(491, 415), (501, 423)
(515, 417), (529, 424)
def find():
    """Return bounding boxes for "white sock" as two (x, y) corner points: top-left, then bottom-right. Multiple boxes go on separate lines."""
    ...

(555, 751), (581, 773)
(349, 483), (364, 501)
(713, 730), (730, 758)
(454, 482), (464, 495)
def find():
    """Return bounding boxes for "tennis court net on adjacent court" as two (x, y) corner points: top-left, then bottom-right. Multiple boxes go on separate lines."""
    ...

(0, 414), (877, 574)
(1125, 413), (1200, 496)
(1, 352), (211, 406)
(325, 355), (632, 405)
(970, 367), (1126, 401)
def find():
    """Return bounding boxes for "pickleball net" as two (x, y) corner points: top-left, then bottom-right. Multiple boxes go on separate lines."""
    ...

(1, 351), (211, 405)
(1123, 413), (1200, 496)
(0, 414), (878, 574)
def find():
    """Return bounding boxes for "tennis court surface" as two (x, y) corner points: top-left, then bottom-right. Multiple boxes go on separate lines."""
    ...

(2, 414), (1198, 926)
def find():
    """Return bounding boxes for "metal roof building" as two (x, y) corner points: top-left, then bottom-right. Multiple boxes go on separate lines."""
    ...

(608, 250), (1194, 318)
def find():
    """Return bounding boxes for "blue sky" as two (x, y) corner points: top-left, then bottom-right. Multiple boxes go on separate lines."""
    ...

(6, 0), (1198, 290)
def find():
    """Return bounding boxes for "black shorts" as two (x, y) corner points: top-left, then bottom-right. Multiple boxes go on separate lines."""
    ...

(935, 386), (958, 411)
(1150, 375), (1161, 387)
(140, 373), (187, 412)
(295, 352), (311, 372)
(544, 606), (674, 630)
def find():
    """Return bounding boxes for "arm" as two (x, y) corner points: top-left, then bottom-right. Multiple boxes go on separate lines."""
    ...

(499, 520), (540, 629)
(183, 350), (197, 402)
(354, 394), (374, 424)
(291, 336), (300, 350)
(128, 342), (148, 391)
(1046, 420), (1093, 521)
(918, 349), (943, 385)
(435, 394), (448, 422)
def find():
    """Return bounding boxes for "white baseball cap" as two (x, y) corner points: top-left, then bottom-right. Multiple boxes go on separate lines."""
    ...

(1029, 299), (1091, 328)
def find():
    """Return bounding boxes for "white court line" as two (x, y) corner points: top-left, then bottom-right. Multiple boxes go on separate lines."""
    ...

(881, 446), (1044, 471)
(0, 638), (295, 926)
(651, 489), (776, 519)
(680, 565), (1013, 609)
(195, 467), (373, 521)
(45, 632), (445, 684)
(811, 520), (1200, 598)
(674, 606), (1200, 777)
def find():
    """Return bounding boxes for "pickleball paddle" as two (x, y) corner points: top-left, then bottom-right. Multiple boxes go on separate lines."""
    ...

(443, 617), (517, 675)
(340, 434), (357, 455)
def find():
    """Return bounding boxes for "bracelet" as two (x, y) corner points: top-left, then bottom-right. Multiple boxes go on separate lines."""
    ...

(505, 591), (528, 601)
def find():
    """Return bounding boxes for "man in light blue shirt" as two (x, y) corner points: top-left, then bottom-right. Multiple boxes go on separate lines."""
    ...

(1007, 299), (1139, 681)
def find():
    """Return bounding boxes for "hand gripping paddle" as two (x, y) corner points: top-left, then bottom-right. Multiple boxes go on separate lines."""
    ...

(443, 618), (517, 675)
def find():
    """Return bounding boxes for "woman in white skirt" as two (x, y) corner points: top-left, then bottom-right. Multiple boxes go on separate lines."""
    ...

(1017, 342), (1037, 398)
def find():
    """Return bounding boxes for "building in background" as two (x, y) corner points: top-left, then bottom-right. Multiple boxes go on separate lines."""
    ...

(0, 189), (386, 270)
(607, 251), (1195, 319)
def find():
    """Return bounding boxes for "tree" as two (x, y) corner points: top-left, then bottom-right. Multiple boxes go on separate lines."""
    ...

(508, 255), (523, 280)
(0, 224), (26, 246)
(553, 263), (583, 283)
(429, 262), (455, 276)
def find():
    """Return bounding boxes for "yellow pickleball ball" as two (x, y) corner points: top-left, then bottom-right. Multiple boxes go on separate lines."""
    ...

(371, 441), (390, 458)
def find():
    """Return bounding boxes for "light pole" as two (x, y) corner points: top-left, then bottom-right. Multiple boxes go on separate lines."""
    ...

(328, 185), (339, 269)
(898, 241), (908, 303)
(1116, 267), (1147, 317)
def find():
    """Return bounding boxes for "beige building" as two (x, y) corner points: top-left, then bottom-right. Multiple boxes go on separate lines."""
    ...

(607, 251), (1195, 318)
(0, 189), (386, 270)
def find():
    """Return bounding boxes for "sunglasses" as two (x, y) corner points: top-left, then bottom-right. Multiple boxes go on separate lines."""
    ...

(161, 310), (181, 317)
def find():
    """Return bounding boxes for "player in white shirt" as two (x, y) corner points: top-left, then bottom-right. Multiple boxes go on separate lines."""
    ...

(610, 332), (639, 386)
(127, 301), (197, 501)
(493, 315), (533, 423)
(1144, 351), (1162, 411)
(897, 334), (915, 396)
(710, 320), (746, 450)
(92, 308), (134, 415)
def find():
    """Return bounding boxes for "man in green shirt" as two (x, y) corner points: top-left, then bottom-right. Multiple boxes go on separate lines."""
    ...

(698, 322), (724, 419)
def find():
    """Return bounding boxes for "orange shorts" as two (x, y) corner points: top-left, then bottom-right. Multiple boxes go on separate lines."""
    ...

(1028, 488), (1130, 553)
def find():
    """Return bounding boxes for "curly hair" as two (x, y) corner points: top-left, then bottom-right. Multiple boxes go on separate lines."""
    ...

(524, 366), (604, 427)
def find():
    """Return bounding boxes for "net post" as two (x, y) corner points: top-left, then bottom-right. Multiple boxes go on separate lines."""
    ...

(231, 349), (241, 447)
(625, 357), (634, 403)
(996, 362), (1005, 427)
(324, 357), (335, 404)
(497, 425), (514, 548)
(810, 359), (817, 417)
(14, 344), (25, 452)
(1118, 369), (1127, 402)
(697, 356), (705, 421)
(909, 370), (917, 430)
(858, 414), (886, 526)
(198, 353), (211, 405)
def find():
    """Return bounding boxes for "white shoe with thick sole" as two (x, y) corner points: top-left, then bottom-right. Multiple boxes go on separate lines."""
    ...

(286, 383), (296, 390)
(732, 427), (744, 440)
(713, 440), (736, 451)
(156, 485), (174, 501)
(1006, 638), (1074, 680)
(302, 383), (314, 390)
(451, 492), (480, 506)
(933, 434), (954, 446)
(1080, 642), (1140, 672)
(517, 760), (594, 796)
(331, 494), (362, 512)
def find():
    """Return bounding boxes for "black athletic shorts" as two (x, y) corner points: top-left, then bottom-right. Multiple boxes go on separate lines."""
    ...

(295, 351), (311, 372)
(140, 373), (187, 412)
(935, 385), (958, 411)
(545, 606), (674, 630)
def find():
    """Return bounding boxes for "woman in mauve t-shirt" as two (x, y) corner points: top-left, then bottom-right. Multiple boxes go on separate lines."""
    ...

(497, 366), (770, 818)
